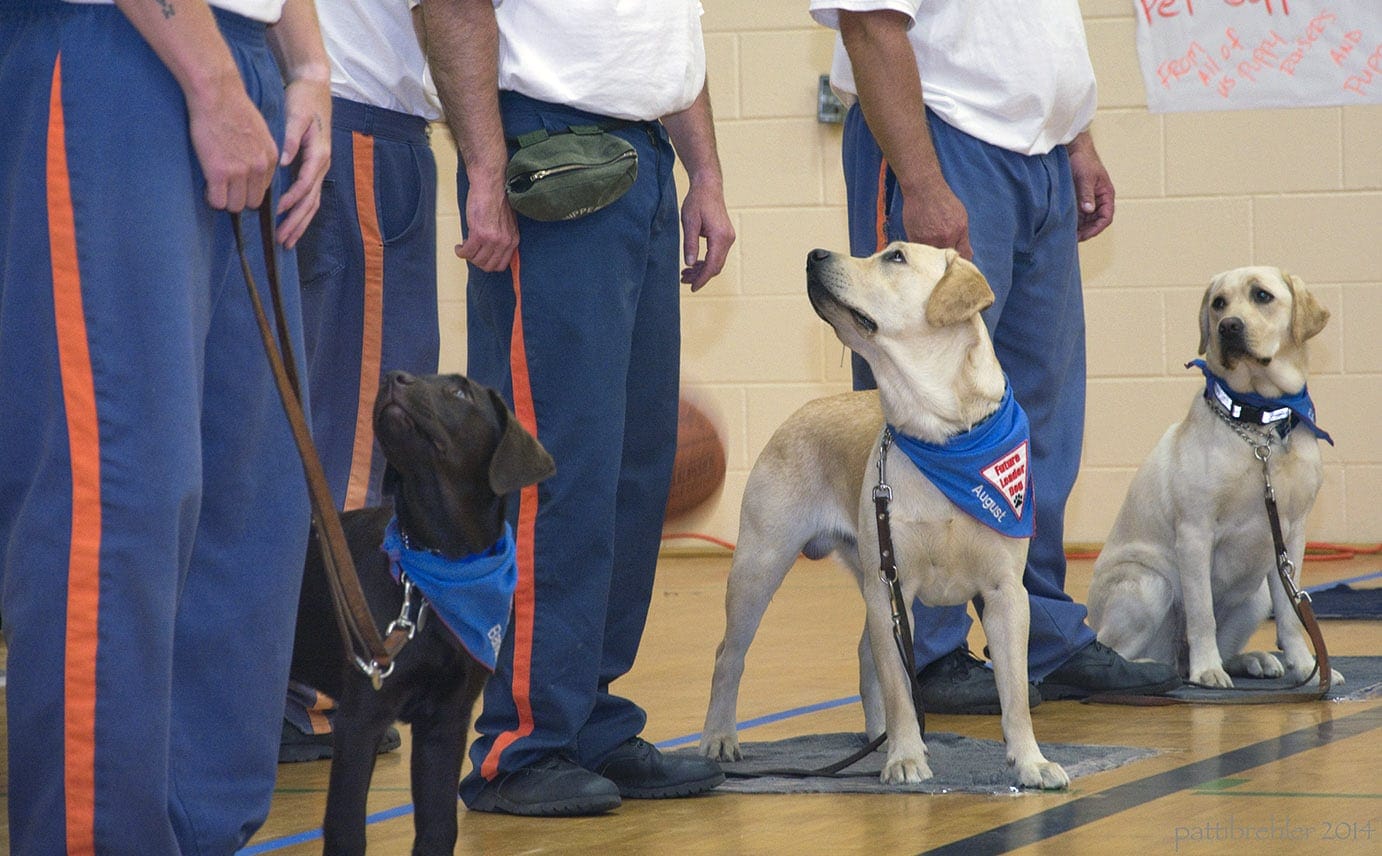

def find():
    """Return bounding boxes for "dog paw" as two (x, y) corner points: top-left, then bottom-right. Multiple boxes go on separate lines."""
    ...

(698, 733), (742, 762)
(1282, 663), (1348, 688)
(1284, 659), (1345, 688)
(1189, 665), (1234, 688)
(880, 754), (932, 785)
(1224, 651), (1284, 679)
(1014, 758), (1069, 791)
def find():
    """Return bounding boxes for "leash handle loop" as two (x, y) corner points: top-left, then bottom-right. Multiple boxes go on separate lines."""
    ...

(231, 207), (411, 687)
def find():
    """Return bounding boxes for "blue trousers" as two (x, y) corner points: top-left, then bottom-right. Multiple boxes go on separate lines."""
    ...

(457, 93), (682, 803)
(0, 7), (309, 854)
(298, 97), (439, 512)
(842, 103), (1095, 680)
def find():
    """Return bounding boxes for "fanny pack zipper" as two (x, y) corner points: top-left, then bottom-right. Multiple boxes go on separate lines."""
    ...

(523, 148), (637, 184)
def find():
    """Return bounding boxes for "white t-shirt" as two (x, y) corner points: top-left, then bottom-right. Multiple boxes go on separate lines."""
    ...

(64, 0), (285, 24)
(493, 0), (706, 121)
(320, 0), (441, 120)
(809, 0), (1097, 155)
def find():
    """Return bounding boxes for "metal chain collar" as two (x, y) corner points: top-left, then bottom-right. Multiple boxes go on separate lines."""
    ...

(1206, 400), (1304, 597)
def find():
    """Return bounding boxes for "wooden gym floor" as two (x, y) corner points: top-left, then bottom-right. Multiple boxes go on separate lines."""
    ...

(3, 548), (1379, 854)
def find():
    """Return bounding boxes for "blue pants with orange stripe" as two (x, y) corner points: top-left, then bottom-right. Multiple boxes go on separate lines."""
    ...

(0, 7), (309, 854)
(299, 97), (439, 513)
(842, 103), (1096, 681)
(456, 93), (681, 802)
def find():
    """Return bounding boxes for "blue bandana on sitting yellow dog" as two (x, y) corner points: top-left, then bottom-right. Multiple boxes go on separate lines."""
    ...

(888, 383), (1034, 539)
(382, 518), (517, 672)
(1186, 359), (1333, 445)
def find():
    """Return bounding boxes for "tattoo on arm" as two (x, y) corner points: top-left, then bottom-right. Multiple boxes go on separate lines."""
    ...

(154, 0), (175, 19)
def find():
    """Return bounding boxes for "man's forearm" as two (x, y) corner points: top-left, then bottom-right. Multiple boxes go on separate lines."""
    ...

(661, 83), (725, 188)
(422, 0), (507, 185)
(267, 0), (330, 86)
(113, 0), (241, 105)
(839, 10), (945, 200)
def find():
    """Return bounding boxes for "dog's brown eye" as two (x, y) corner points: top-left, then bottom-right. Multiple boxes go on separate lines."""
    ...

(1251, 288), (1273, 304)
(885, 249), (905, 263)
(1211, 296), (1227, 311)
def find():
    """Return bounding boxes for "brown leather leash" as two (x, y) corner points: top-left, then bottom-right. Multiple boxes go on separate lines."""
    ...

(231, 206), (410, 689)
(1088, 408), (1331, 707)
(873, 428), (929, 734)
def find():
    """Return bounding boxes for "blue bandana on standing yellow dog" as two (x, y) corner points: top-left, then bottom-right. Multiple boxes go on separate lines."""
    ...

(888, 383), (1035, 539)
(382, 518), (517, 671)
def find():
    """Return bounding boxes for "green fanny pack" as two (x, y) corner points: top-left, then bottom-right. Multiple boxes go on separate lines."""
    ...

(504, 124), (639, 222)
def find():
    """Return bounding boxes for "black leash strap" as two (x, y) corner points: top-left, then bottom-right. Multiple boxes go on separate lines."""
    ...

(720, 733), (888, 780)
(231, 206), (411, 689)
(723, 429), (924, 780)
(874, 429), (926, 736)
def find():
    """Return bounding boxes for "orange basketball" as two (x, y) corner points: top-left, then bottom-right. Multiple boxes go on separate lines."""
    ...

(665, 394), (727, 521)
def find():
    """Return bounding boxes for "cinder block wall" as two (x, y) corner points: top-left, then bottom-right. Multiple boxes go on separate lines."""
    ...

(433, 0), (1382, 546)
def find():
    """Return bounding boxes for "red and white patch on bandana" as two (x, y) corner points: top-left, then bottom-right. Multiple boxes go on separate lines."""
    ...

(981, 440), (1029, 519)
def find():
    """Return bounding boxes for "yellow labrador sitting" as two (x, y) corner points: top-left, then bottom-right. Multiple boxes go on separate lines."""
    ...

(699, 244), (1067, 790)
(1088, 267), (1343, 689)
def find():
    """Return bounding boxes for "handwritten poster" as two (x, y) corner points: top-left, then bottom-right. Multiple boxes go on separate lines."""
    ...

(1134, 1), (1382, 112)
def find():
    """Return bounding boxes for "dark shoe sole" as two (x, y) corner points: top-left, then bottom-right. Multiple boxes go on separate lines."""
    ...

(919, 685), (1042, 716)
(1040, 675), (1182, 701)
(277, 741), (332, 764)
(277, 726), (402, 764)
(617, 770), (726, 800)
(468, 790), (622, 817)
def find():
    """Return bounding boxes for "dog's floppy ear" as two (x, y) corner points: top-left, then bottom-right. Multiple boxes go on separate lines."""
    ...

(925, 251), (994, 327)
(486, 388), (556, 496)
(1284, 271), (1329, 344)
(1197, 276), (1219, 356)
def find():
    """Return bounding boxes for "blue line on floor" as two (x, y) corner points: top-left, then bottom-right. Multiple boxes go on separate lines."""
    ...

(241, 676), (1382, 853)
(1305, 569), (1382, 592)
(238, 803), (414, 854)
(237, 695), (863, 853)
(917, 705), (1382, 856)
(656, 694), (863, 750)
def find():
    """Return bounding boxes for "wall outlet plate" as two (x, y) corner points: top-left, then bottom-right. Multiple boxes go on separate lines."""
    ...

(817, 74), (846, 124)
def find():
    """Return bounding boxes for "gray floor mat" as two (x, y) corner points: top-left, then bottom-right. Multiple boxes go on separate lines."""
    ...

(677, 731), (1158, 795)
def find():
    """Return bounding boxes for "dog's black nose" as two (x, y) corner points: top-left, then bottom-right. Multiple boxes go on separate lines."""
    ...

(807, 248), (831, 268)
(1219, 317), (1245, 338)
(387, 370), (416, 386)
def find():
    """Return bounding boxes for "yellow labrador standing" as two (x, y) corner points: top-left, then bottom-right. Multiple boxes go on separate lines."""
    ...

(1088, 267), (1343, 689)
(699, 244), (1068, 790)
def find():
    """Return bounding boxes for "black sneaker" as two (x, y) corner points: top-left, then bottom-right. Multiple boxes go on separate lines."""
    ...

(593, 737), (724, 799)
(467, 755), (622, 816)
(277, 721), (402, 764)
(915, 648), (1041, 715)
(1040, 640), (1182, 700)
